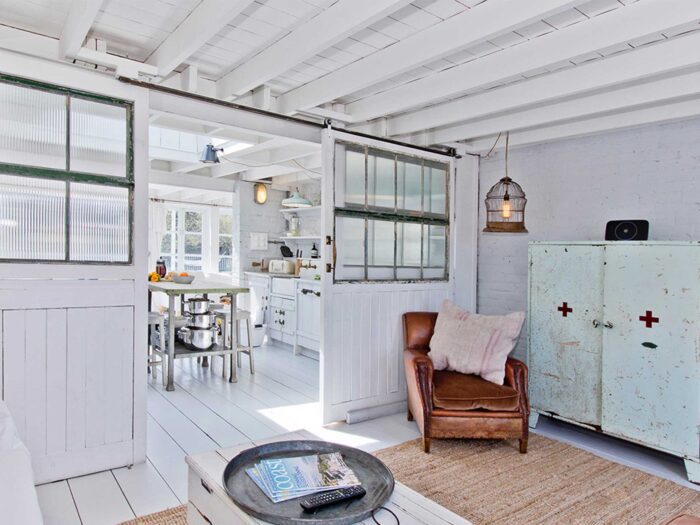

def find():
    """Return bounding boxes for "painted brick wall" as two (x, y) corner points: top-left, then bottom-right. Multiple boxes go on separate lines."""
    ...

(477, 117), (700, 361)
(233, 182), (287, 283)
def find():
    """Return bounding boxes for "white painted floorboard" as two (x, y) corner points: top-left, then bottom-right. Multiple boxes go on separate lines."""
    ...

(36, 341), (697, 525)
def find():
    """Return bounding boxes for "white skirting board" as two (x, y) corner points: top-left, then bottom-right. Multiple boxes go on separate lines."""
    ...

(345, 401), (407, 424)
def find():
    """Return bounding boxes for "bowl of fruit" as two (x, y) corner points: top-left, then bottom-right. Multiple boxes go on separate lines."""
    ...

(172, 272), (194, 284)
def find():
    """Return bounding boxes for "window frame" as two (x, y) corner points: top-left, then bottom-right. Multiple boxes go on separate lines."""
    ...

(217, 210), (233, 274)
(334, 141), (450, 283)
(0, 74), (134, 265)
(159, 206), (208, 274)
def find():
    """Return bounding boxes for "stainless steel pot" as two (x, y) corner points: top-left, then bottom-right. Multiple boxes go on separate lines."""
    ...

(189, 327), (215, 350)
(187, 313), (216, 329)
(186, 298), (211, 315)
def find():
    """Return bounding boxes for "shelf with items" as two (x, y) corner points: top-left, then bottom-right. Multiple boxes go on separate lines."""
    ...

(282, 235), (321, 241)
(279, 205), (321, 217)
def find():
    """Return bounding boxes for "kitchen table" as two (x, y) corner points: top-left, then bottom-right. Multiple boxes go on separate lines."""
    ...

(148, 279), (249, 391)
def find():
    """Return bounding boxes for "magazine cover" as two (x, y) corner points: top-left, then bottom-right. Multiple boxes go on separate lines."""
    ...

(246, 452), (361, 503)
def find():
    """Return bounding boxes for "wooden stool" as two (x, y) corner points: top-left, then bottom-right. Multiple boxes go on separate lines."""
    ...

(148, 312), (166, 387)
(214, 308), (255, 375)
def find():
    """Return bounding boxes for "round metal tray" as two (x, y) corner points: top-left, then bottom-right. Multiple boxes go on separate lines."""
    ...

(222, 440), (394, 525)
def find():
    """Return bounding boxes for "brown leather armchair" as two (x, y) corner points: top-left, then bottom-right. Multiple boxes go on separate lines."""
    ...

(403, 312), (529, 453)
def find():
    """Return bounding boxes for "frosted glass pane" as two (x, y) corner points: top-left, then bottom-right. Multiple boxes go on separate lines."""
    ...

(0, 83), (66, 169)
(338, 144), (365, 207)
(397, 155), (422, 213)
(0, 174), (66, 260)
(398, 222), (422, 267)
(70, 98), (127, 177)
(426, 162), (448, 216)
(335, 216), (365, 281)
(367, 149), (395, 209)
(368, 219), (394, 267)
(423, 225), (446, 269)
(69, 183), (129, 262)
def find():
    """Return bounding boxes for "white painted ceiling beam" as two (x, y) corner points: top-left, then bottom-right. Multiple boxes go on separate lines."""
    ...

(241, 152), (323, 181)
(146, 0), (255, 77)
(276, 0), (580, 115)
(210, 144), (319, 179)
(415, 70), (700, 145)
(150, 169), (235, 192)
(346, 0), (700, 122)
(216, 0), (412, 99)
(59, 0), (104, 59)
(379, 31), (700, 137)
(149, 90), (322, 144)
(462, 97), (700, 153)
(0, 25), (157, 78)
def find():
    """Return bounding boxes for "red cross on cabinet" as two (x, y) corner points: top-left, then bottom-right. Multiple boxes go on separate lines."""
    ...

(557, 302), (573, 317)
(639, 310), (659, 328)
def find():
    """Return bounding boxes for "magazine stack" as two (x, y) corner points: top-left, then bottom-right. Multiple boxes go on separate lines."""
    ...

(247, 452), (361, 503)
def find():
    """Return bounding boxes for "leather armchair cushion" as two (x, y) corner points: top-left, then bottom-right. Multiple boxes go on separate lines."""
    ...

(432, 370), (520, 412)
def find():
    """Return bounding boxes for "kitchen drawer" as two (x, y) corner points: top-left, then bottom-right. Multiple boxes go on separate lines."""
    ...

(269, 295), (295, 311)
(271, 277), (295, 297)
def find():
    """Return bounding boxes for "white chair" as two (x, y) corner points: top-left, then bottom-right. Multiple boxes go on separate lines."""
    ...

(214, 308), (255, 375)
(148, 311), (167, 387)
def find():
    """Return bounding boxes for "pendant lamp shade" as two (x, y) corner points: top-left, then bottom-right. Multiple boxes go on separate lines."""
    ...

(483, 132), (527, 232)
(200, 143), (223, 163)
(281, 189), (312, 208)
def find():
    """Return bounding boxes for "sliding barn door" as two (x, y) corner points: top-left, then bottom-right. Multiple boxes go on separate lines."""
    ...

(319, 130), (474, 424)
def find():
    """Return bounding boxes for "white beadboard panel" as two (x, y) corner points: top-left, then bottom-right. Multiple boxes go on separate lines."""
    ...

(1, 305), (134, 483)
(323, 284), (450, 423)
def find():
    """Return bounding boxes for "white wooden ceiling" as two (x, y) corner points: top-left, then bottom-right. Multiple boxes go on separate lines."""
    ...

(1, 0), (700, 151)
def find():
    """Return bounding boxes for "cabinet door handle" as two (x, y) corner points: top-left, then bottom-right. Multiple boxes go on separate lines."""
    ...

(279, 319), (285, 325)
(592, 319), (600, 328)
(604, 321), (613, 329)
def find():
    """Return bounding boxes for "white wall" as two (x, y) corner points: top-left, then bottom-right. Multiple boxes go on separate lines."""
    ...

(233, 182), (287, 283)
(477, 117), (700, 361)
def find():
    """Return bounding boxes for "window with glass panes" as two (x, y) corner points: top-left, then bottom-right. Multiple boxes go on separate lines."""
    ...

(160, 208), (204, 272)
(218, 212), (233, 273)
(334, 142), (449, 282)
(0, 75), (133, 263)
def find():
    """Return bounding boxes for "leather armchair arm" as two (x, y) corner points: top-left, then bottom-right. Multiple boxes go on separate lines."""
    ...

(505, 357), (529, 415)
(404, 348), (434, 416)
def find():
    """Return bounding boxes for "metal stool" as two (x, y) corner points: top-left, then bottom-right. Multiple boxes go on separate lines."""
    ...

(148, 311), (167, 387)
(214, 308), (255, 375)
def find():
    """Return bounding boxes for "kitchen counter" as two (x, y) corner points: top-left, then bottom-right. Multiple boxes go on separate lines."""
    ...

(244, 270), (297, 279)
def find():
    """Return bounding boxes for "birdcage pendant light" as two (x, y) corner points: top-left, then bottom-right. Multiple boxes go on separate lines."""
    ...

(484, 132), (527, 232)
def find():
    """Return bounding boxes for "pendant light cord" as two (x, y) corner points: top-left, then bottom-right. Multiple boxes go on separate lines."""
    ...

(505, 131), (510, 181)
(483, 131), (502, 158)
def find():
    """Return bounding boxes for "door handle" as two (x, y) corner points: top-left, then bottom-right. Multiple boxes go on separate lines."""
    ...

(592, 319), (600, 328)
(604, 321), (613, 329)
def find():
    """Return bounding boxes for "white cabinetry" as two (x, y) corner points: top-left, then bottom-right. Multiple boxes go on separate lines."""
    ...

(295, 281), (321, 355)
(528, 242), (700, 482)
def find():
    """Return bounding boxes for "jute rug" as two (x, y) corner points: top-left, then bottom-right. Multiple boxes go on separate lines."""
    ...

(119, 505), (186, 525)
(374, 435), (700, 525)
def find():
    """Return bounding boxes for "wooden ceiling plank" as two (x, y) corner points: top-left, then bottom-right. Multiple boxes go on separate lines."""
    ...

(146, 0), (255, 77)
(383, 30), (700, 137)
(216, 0), (412, 99)
(345, 0), (700, 122)
(420, 69), (700, 144)
(275, 0), (581, 114)
(463, 97), (700, 153)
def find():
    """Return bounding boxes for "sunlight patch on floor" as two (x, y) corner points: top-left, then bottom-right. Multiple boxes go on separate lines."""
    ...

(257, 402), (320, 431)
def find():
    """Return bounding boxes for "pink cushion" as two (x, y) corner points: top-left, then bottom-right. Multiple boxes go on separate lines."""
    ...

(428, 300), (525, 385)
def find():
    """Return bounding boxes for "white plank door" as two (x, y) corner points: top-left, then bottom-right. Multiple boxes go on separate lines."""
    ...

(319, 130), (476, 424)
(601, 243), (700, 458)
(2, 306), (134, 483)
(528, 243), (605, 426)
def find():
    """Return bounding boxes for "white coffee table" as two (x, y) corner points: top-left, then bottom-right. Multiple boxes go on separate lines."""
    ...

(186, 430), (472, 525)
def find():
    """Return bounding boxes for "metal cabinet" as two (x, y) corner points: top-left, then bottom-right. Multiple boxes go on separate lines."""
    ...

(528, 241), (700, 482)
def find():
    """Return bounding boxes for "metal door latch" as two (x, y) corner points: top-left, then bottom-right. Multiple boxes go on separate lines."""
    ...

(592, 319), (600, 328)
(604, 321), (613, 329)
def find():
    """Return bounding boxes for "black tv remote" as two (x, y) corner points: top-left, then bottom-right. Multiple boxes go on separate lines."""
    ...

(300, 486), (366, 512)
